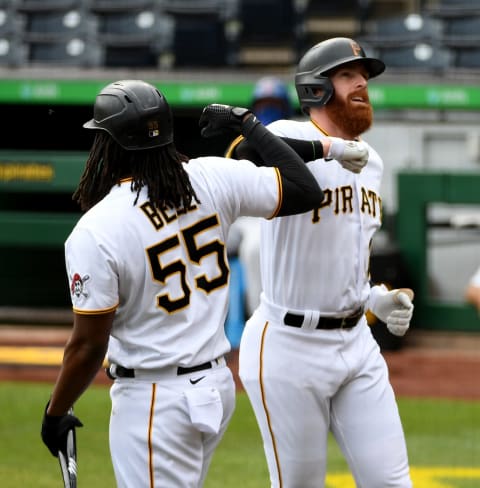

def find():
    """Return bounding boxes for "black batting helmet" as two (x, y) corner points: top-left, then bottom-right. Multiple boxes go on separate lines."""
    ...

(295, 37), (385, 113)
(83, 80), (174, 150)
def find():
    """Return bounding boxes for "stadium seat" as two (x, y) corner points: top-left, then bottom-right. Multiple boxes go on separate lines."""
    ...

(0, 35), (28, 66)
(21, 9), (97, 42)
(305, 0), (361, 16)
(379, 43), (454, 72)
(236, 0), (306, 66)
(360, 13), (444, 47)
(304, 0), (367, 37)
(26, 37), (103, 66)
(162, 0), (237, 16)
(95, 9), (174, 68)
(442, 15), (480, 47)
(171, 13), (234, 67)
(15, 0), (79, 11)
(239, 0), (303, 45)
(88, 0), (156, 13)
(0, 0), (19, 7)
(454, 47), (480, 69)
(0, 2), (27, 66)
(96, 9), (168, 44)
(161, 0), (240, 67)
(426, 0), (480, 18)
(0, 3), (25, 35)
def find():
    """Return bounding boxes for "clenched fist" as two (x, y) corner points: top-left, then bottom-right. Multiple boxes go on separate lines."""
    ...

(41, 402), (83, 457)
(368, 285), (414, 337)
(325, 137), (369, 174)
(199, 104), (253, 138)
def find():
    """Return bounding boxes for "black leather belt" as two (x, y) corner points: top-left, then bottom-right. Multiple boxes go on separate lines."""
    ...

(283, 308), (364, 330)
(107, 365), (134, 379)
(106, 358), (220, 380)
(177, 359), (218, 375)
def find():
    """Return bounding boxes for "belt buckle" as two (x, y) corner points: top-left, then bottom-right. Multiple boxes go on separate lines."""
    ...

(340, 317), (348, 329)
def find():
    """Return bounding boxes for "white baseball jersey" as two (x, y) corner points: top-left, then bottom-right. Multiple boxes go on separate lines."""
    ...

(65, 156), (281, 370)
(261, 118), (383, 314)
(238, 118), (412, 487)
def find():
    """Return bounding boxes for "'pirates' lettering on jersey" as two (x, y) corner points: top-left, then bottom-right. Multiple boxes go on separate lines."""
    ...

(312, 185), (381, 223)
(360, 188), (382, 218)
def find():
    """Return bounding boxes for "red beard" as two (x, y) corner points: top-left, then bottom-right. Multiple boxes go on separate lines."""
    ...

(325, 90), (373, 138)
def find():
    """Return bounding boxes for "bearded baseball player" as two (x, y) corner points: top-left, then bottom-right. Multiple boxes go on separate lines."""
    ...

(230, 38), (415, 487)
(40, 79), (347, 487)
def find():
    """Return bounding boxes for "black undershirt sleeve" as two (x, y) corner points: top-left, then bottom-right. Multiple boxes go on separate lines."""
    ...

(229, 136), (325, 166)
(241, 117), (324, 216)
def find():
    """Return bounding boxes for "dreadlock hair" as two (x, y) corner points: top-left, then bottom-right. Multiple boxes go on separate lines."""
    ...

(73, 131), (200, 212)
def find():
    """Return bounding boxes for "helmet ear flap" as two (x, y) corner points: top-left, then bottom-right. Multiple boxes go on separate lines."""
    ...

(294, 74), (334, 114)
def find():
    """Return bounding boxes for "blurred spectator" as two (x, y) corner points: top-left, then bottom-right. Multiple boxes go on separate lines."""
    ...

(465, 266), (480, 312)
(250, 76), (294, 125)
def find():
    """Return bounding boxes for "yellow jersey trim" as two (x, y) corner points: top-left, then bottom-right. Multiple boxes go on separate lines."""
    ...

(72, 303), (118, 315)
(310, 119), (329, 136)
(225, 135), (245, 158)
(268, 167), (283, 219)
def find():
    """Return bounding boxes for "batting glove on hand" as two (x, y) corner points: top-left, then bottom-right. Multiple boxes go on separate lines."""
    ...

(199, 104), (253, 138)
(368, 285), (414, 337)
(326, 137), (369, 174)
(41, 402), (83, 457)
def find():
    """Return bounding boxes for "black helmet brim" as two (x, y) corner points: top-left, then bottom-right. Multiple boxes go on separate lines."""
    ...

(321, 56), (385, 79)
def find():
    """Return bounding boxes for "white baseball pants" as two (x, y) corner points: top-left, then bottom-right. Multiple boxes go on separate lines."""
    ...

(239, 302), (412, 488)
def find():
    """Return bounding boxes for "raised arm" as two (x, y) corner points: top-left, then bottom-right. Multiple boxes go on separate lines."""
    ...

(227, 135), (324, 163)
(227, 133), (369, 175)
(199, 104), (323, 216)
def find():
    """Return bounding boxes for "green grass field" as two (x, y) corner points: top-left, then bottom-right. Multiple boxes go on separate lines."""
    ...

(1, 381), (479, 487)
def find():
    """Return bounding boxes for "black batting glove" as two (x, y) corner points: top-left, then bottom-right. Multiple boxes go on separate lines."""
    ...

(199, 104), (253, 138)
(41, 402), (83, 457)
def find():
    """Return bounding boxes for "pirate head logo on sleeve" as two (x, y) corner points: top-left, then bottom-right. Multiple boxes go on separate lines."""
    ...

(70, 273), (90, 299)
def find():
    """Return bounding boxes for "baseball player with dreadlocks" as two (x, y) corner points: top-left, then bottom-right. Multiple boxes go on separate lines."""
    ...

(38, 79), (370, 487)
(229, 38), (415, 487)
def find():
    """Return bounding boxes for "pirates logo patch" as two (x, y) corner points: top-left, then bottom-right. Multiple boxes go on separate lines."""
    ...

(70, 273), (90, 299)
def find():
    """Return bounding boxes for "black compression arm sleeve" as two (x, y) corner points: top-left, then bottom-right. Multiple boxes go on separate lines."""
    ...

(231, 136), (325, 166)
(241, 117), (323, 216)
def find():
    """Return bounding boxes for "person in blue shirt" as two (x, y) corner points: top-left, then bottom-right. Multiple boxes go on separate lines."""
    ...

(250, 76), (294, 125)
